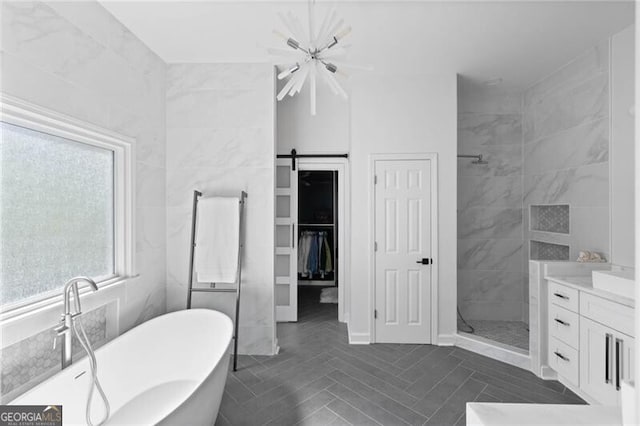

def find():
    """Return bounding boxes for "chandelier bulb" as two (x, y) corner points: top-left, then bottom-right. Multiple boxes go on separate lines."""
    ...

(272, 29), (289, 41)
(325, 63), (337, 73)
(277, 63), (300, 80)
(335, 26), (352, 40)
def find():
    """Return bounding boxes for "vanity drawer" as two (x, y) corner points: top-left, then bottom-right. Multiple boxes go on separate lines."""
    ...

(548, 281), (579, 313)
(548, 303), (579, 349)
(549, 336), (579, 387)
(580, 293), (635, 337)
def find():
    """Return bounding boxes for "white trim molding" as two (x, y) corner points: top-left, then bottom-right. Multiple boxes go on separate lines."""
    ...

(456, 332), (531, 370)
(437, 334), (457, 346)
(296, 158), (350, 324)
(0, 93), (136, 325)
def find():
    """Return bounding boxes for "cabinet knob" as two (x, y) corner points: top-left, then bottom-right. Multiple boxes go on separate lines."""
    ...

(554, 351), (569, 362)
(553, 292), (569, 300)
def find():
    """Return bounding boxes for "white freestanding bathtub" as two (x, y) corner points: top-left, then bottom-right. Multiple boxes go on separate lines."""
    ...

(11, 309), (233, 425)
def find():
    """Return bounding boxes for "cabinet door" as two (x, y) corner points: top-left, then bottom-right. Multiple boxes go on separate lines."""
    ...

(579, 316), (619, 405)
(275, 159), (298, 322)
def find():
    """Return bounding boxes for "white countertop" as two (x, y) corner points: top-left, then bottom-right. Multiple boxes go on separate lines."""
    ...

(467, 403), (622, 425)
(544, 275), (635, 308)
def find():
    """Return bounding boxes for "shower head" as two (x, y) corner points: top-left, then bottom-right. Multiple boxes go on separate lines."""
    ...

(472, 155), (488, 165)
(458, 154), (488, 165)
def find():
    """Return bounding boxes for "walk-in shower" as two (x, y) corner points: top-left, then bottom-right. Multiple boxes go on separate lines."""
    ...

(457, 77), (529, 354)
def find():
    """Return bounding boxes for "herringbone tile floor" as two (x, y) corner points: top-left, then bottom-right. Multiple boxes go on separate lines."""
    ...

(216, 288), (584, 426)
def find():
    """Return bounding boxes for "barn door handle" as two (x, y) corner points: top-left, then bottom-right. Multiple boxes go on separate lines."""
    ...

(416, 258), (432, 265)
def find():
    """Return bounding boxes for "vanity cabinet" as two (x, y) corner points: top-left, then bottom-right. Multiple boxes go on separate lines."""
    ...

(547, 279), (635, 405)
(580, 317), (635, 405)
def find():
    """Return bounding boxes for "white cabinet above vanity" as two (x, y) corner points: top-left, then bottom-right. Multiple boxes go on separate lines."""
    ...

(544, 273), (635, 405)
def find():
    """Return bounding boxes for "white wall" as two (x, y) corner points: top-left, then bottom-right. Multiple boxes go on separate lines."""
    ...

(277, 73), (458, 342)
(165, 64), (276, 355)
(0, 0), (167, 397)
(610, 25), (635, 268)
(1, 1), (167, 331)
(349, 73), (458, 342)
(276, 79), (350, 155)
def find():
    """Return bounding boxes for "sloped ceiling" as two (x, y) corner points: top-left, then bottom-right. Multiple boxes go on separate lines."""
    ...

(101, 0), (634, 89)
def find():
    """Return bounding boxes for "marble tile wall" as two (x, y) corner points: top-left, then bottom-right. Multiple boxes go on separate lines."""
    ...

(523, 41), (610, 264)
(165, 64), (276, 355)
(1, 0), (167, 397)
(457, 79), (525, 322)
(1, 306), (107, 401)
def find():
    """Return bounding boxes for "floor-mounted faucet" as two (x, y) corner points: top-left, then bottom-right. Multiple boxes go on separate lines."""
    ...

(53, 276), (99, 369)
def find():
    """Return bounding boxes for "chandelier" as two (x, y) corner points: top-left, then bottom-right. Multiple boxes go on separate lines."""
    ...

(267, 1), (363, 115)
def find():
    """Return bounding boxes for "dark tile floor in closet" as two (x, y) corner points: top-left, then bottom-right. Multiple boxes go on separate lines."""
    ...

(216, 287), (584, 426)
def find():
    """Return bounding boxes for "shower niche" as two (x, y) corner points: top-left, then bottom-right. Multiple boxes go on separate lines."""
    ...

(529, 204), (571, 261)
(530, 204), (570, 234)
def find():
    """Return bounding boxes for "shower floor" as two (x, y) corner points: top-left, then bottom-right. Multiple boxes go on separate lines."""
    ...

(459, 319), (529, 351)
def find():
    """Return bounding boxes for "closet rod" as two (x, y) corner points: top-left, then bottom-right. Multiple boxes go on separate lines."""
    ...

(276, 149), (348, 170)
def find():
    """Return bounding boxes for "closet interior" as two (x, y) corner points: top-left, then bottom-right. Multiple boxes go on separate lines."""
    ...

(297, 171), (338, 289)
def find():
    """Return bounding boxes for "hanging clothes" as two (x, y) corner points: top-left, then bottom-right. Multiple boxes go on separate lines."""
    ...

(298, 232), (313, 277)
(323, 234), (332, 273)
(298, 231), (332, 278)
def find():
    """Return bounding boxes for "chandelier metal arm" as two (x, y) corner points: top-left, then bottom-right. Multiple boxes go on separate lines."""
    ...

(268, 1), (368, 115)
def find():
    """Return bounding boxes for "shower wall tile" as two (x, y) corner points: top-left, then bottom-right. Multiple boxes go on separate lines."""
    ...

(523, 118), (608, 176)
(2, 0), (167, 400)
(458, 113), (523, 148)
(165, 63), (276, 355)
(523, 41), (611, 266)
(457, 144), (522, 177)
(458, 208), (523, 239)
(458, 270), (524, 302)
(458, 239), (524, 272)
(529, 74), (608, 143)
(458, 176), (522, 209)
(524, 41), (609, 110)
(524, 162), (609, 207)
(456, 80), (525, 323)
(570, 207), (610, 260)
(458, 301), (524, 322)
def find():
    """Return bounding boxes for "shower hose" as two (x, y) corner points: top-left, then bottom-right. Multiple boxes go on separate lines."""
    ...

(72, 317), (110, 426)
(457, 307), (475, 334)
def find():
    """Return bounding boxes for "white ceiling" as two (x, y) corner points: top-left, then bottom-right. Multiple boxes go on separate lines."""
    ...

(101, 1), (634, 89)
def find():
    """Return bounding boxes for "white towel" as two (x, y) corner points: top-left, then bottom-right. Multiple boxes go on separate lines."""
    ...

(195, 197), (240, 284)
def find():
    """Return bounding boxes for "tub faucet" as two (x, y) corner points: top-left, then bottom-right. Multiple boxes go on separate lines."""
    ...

(53, 276), (99, 369)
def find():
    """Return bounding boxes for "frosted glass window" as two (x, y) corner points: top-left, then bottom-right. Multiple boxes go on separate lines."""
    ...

(1, 122), (114, 305)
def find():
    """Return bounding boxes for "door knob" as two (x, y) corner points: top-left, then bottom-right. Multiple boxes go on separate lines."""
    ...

(416, 258), (432, 265)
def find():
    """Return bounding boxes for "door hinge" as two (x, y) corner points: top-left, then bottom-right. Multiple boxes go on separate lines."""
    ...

(374, 309), (378, 319)
(374, 175), (377, 185)
(374, 241), (378, 251)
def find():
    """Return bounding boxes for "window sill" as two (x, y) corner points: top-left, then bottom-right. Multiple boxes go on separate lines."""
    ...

(0, 276), (134, 348)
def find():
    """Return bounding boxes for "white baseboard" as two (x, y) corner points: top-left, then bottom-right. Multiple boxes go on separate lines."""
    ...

(540, 365), (557, 380)
(437, 334), (457, 346)
(347, 323), (370, 344)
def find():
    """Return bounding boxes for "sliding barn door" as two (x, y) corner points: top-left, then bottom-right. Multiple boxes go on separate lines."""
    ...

(275, 159), (298, 322)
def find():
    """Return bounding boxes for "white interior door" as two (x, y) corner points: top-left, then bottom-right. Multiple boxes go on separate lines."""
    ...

(374, 159), (432, 343)
(275, 159), (297, 322)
